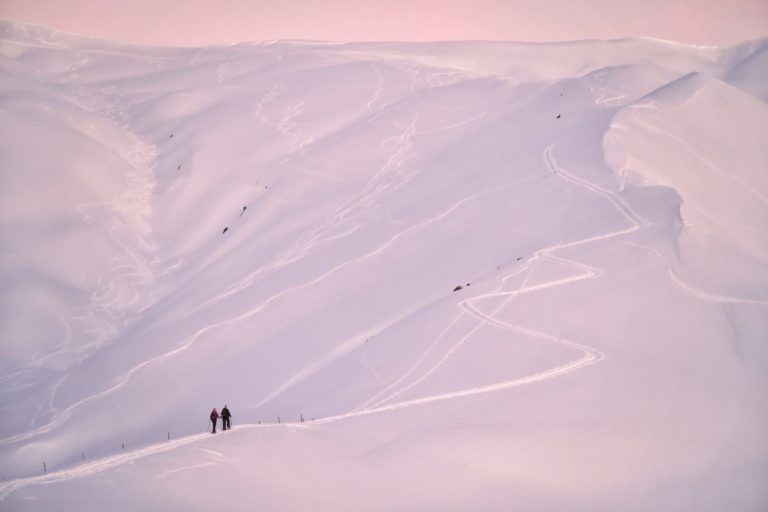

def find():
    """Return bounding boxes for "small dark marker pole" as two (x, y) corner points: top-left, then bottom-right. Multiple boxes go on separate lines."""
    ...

(82, 452), (85, 461)
(122, 443), (125, 450)
(167, 432), (171, 441)
(300, 414), (304, 423)
(43, 461), (47, 474)
(278, 416), (281, 424)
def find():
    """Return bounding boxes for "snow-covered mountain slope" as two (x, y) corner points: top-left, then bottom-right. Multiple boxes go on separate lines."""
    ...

(1, 19), (767, 511)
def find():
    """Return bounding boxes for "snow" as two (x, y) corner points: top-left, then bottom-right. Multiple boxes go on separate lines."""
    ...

(0, 19), (767, 511)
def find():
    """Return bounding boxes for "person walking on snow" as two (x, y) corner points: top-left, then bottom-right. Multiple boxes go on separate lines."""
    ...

(210, 407), (219, 433)
(221, 405), (232, 431)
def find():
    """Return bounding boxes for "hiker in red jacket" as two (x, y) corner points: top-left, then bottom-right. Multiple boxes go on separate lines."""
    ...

(210, 408), (219, 433)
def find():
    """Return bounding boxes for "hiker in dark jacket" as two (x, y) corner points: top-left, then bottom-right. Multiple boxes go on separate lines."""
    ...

(210, 408), (219, 433)
(221, 405), (232, 431)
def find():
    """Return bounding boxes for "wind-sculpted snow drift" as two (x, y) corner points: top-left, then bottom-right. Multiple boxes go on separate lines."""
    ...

(0, 20), (766, 511)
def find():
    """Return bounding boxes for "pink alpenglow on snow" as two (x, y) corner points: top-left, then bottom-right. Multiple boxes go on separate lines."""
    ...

(0, 17), (767, 512)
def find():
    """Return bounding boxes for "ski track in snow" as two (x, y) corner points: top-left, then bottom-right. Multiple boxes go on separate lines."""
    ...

(156, 462), (217, 479)
(361, 344), (386, 386)
(621, 241), (768, 306)
(354, 142), (636, 412)
(273, 115), (419, 268)
(366, 62), (385, 113)
(578, 70), (629, 107)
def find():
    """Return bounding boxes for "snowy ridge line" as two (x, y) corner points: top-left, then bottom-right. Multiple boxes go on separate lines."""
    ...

(545, 144), (646, 229)
(0, 421), (314, 501)
(669, 270), (768, 305)
(629, 117), (768, 205)
(621, 241), (768, 306)
(0, 36), (156, 59)
(0, 433), (209, 501)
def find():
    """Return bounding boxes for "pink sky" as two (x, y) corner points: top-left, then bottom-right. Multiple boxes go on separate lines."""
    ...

(1, 0), (766, 46)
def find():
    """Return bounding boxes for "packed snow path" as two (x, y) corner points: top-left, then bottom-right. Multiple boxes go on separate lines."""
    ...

(0, 433), (209, 501)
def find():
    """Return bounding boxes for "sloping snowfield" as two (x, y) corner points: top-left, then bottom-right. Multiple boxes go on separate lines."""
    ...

(1, 20), (767, 511)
